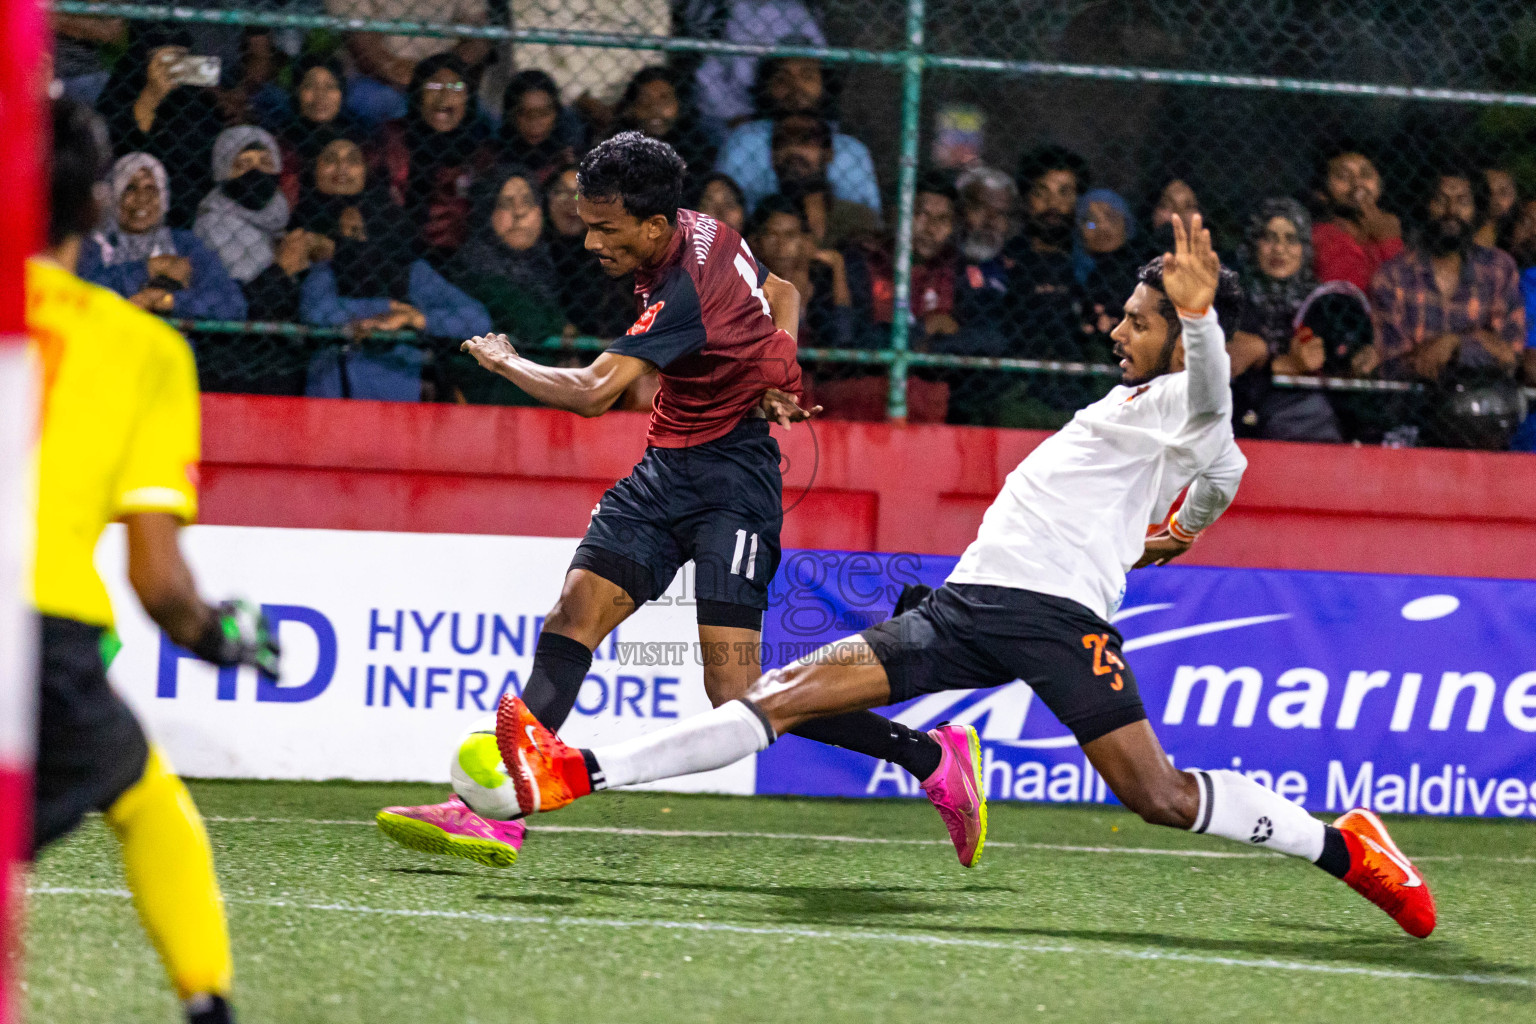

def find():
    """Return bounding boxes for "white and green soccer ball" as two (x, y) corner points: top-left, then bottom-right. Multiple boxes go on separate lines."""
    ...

(449, 716), (524, 820)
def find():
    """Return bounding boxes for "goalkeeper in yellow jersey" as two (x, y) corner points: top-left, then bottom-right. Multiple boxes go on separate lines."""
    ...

(25, 99), (280, 1024)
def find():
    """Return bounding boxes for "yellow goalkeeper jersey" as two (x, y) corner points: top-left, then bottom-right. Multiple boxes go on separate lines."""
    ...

(27, 258), (201, 628)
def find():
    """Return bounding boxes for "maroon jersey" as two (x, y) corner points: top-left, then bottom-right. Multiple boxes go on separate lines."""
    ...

(607, 209), (803, 448)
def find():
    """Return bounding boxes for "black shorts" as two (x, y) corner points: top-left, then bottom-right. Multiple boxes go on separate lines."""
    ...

(32, 615), (150, 857)
(861, 583), (1147, 745)
(574, 417), (782, 630)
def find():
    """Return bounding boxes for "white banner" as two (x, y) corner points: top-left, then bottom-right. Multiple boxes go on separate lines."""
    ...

(96, 524), (754, 793)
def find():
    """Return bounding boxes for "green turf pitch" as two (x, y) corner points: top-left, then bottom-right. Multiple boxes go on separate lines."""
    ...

(22, 782), (1536, 1023)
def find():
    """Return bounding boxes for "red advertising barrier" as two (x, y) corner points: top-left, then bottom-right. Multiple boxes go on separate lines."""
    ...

(202, 394), (1536, 580)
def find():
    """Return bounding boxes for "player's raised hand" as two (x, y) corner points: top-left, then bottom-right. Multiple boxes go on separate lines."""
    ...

(759, 388), (822, 429)
(1160, 213), (1220, 314)
(461, 333), (518, 371)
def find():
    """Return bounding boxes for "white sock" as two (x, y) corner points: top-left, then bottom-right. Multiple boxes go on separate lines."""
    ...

(591, 700), (774, 790)
(1190, 768), (1325, 861)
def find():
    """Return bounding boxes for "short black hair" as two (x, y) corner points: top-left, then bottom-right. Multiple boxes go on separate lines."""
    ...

(1421, 166), (1490, 226)
(916, 168), (958, 203)
(1309, 140), (1379, 195)
(1135, 255), (1245, 338)
(1016, 145), (1090, 194)
(772, 112), (833, 152)
(577, 130), (687, 223)
(751, 53), (833, 118)
(745, 193), (806, 238)
(618, 65), (679, 117)
(49, 98), (109, 246)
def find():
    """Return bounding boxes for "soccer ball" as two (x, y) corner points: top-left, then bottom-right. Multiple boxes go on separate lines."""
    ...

(449, 716), (524, 820)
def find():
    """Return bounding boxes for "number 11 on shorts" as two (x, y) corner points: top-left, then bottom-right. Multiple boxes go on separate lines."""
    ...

(730, 529), (759, 579)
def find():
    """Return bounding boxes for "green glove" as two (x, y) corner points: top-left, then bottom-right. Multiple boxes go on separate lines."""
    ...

(191, 599), (281, 678)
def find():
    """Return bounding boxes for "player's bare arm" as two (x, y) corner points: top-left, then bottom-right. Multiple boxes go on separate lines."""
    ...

(460, 335), (653, 418)
(762, 272), (801, 340)
(757, 274), (822, 426)
(123, 512), (215, 645)
(124, 512), (281, 676)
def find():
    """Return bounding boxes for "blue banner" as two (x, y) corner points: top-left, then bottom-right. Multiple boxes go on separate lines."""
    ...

(757, 552), (1536, 819)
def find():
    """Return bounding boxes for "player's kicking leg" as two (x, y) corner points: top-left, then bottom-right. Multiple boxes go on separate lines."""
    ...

(1080, 720), (1436, 937)
(376, 566), (638, 867)
(491, 617), (987, 867)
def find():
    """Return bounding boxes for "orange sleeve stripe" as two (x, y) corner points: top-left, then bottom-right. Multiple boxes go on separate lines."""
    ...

(1167, 514), (1201, 543)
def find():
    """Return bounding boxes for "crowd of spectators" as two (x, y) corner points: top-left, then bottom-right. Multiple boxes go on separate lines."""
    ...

(46, 11), (1536, 449)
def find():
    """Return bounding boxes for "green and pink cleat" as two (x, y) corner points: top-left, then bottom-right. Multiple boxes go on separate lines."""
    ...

(921, 723), (988, 868)
(376, 796), (526, 869)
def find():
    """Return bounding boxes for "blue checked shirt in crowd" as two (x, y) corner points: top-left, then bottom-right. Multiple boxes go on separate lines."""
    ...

(1370, 244), (1526, 373)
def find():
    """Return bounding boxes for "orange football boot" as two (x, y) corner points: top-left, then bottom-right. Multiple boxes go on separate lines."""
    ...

(495, 695), (591, 816)
(1335, 808), (1437, 938)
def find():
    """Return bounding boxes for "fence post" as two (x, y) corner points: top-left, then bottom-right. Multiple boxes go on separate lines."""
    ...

(886, 0), (926, 422)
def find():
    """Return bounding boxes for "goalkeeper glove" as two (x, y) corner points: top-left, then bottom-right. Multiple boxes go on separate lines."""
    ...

(191, 599), (281, 678)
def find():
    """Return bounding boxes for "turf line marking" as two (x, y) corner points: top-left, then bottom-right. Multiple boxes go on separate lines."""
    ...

(200, 817), (1270, 859)
(200, 817), (1536, 864)
(29, 886), (1532, 989)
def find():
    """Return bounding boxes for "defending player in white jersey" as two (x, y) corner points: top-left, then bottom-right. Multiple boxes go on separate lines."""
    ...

(482, 216), (1436, 938)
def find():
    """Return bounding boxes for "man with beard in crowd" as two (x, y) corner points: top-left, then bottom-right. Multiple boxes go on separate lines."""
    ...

(1370, 168), (1526, 383)
(1003, 146), (1090, 361)
(1311, 147), (1404, 293)
(769, 112), (879, 250)
(951, 164), (1019, 352)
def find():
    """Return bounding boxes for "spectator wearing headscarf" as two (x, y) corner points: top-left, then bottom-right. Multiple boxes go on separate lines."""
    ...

(381, 54), (496, 264)
(1232, 197), (1343, 442)
(543, 161), (636, 337)
(274, 53), (361, 208)
(80, 152), (247, 320)
(97, 24), (226, 229)
(1073, 187), (1147, 361)
(1238, 198), (1317, 355)
(295, 132), (491, 400)
(497, 70), (586, 184)
(196, 125), (333, 323)
(441, 165), (568, 403)
(195, 126), (290, 283)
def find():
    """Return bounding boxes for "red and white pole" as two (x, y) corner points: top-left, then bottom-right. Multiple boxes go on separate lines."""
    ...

(0, 0), (47, 1021)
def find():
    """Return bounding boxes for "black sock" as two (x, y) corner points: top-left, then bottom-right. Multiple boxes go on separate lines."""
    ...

(792, 712), (943, 780)
(520, 631), (594, 730)
(1315, 825), (1351, 879)
(581, 748), (605, 791)
(186, 994), (234, 1024)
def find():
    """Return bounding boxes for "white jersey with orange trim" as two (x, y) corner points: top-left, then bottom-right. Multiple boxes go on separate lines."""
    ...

(947, 308), (1246, 622)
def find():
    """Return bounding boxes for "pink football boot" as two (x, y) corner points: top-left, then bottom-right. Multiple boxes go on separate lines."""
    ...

(376, 795), (526, 869)
(920, 723), (988, 867)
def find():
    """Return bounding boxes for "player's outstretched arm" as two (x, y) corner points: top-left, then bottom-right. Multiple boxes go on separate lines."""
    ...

(460, 334), (652, 418)
(1162, 214), (1231, 417)
(123, 512), (281, 675)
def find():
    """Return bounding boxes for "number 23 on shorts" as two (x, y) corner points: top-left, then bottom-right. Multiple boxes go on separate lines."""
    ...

(1081, 633), (1126, 690)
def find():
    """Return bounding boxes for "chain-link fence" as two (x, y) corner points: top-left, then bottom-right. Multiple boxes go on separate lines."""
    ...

(47, 0), (1536, 449)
